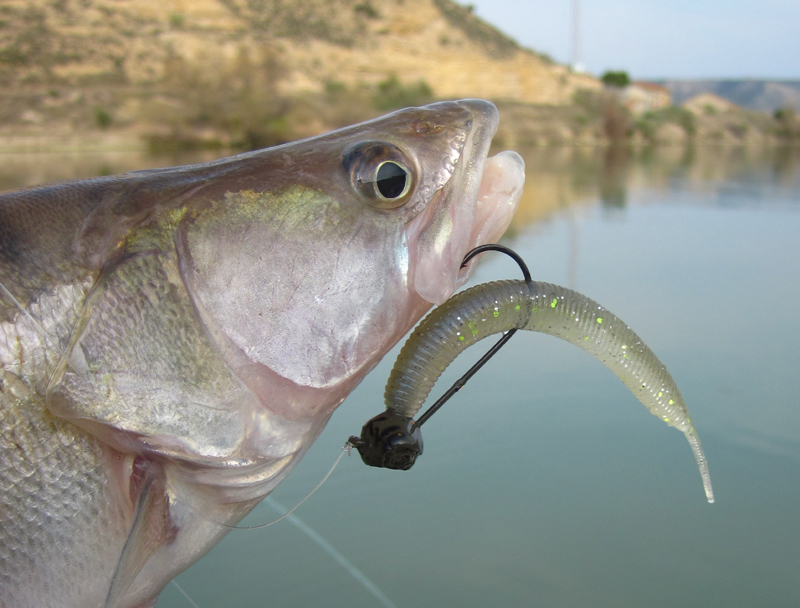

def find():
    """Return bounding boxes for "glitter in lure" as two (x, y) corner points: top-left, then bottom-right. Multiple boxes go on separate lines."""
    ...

(372, 245), (714, 503)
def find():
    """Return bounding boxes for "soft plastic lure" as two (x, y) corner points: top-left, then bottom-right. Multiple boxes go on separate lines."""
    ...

(350, 246), (714, 504)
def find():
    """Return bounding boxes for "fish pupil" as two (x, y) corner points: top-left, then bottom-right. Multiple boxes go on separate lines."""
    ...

(376, 161), (407, 199)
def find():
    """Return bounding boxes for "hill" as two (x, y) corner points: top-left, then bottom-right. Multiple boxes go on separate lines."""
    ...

(660, 80), (800, 113)
(2, 2), (796, 152)
(0, 0), (599, 150)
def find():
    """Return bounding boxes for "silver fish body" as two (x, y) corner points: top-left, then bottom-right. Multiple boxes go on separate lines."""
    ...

(0, 100), (525, 607)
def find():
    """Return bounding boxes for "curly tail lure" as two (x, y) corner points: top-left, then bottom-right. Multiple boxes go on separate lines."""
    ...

(349, 245), (714, 504)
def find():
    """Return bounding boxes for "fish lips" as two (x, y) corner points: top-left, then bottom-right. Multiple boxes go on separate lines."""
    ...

(407, 100), (525, 305)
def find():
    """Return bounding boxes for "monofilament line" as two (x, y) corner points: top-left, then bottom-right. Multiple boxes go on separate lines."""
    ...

(171, 580), (201, 608)
(166, 446), (347, 531)
(265, 497), (398, 608)
(227, 447), (347, 530)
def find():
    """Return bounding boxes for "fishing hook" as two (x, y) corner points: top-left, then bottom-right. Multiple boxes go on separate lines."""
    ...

(348, 244), (530, 469)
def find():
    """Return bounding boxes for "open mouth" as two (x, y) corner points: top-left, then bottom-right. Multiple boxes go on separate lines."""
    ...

(410, 100), (525, 305)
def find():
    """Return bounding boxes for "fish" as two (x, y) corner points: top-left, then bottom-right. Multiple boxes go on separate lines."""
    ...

(0, 100), (525, 608)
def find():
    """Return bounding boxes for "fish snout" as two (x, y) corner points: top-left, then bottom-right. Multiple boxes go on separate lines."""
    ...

(456, 98), (501, 127)
(409, 100), (524, 304)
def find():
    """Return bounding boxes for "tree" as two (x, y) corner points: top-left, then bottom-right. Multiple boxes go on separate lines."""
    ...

(601, 71), (630, 88)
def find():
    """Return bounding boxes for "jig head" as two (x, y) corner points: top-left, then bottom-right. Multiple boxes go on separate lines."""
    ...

(348, 244), (527, 470)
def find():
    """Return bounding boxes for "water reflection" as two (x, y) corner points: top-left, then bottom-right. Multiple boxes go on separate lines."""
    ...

(600, 145), (629, 209)
(502, 145), (800, 231)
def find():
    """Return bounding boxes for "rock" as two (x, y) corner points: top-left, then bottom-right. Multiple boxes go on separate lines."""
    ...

(654, 122), (688, 144)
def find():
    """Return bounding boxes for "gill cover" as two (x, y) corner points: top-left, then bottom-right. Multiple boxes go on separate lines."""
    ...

(178, 102), (485, 390)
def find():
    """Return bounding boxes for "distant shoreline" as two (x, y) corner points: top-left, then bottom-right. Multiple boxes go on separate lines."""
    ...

(656, 79), (800, 113)
(2, 98), (797, 155)
(0, 89), (800, 154)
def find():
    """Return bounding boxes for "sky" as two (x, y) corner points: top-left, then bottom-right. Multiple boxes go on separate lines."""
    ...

(465, 0), (800, 80)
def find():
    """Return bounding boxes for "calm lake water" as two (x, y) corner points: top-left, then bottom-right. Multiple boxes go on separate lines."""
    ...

(2, 144), (799, 607)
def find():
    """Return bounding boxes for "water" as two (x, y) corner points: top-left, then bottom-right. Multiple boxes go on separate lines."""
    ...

(2, 145), (799, 607)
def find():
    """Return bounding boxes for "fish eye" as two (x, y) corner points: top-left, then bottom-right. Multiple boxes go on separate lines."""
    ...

(343, 141), (415, 209)
(375, 161), (410, 200)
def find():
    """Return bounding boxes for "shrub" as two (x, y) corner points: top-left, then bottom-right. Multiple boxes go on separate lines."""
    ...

(169, 13), (184, 29)
(601, 70), (630, 88)
(774, 107), (799, 139)
(94, 107), (112, 128)
(353, 2), (379, 18)
(602, 102), (630, 140)
(373, 75), (434, 111)
(774, 107), (796, 123)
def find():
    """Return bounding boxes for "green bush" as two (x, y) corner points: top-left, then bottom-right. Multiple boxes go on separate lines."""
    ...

(373, 75), (434, 111)
(601, 71), (630, 88)
(774, 107), (796, 123)
(94, 107), (112, 128)
(146, 50), (292, 150)
(773, 107), (799, 139)
(324, 80), (347, 97)
(662, 105), (696, 136)
(633, 105), (696, 142)
(169, 13), (184, 29)
(353, 2), (379, 18)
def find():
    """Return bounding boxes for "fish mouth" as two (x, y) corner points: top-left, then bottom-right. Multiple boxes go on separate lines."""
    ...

(408, 99), (525, 304)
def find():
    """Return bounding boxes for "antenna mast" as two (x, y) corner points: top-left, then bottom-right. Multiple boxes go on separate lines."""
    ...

(571, 0), (583, 72)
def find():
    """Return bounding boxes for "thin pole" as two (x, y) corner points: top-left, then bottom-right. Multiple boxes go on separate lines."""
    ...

(572, 0), (581, 71)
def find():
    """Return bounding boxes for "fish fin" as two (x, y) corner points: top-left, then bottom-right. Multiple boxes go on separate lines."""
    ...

(105, 460), (174, 608)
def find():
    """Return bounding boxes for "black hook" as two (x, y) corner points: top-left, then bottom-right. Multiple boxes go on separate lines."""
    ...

(415, 244), (532, 427)
(349, 244), (531, 469)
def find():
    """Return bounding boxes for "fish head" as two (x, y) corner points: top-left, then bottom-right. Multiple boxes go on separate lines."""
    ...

(179, 99), (525, 411)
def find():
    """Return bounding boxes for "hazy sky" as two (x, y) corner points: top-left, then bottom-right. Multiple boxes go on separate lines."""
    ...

(466, 0), (800, 80)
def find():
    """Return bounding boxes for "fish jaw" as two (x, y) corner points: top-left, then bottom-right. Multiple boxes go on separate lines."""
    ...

(459, 150), (526, 280)
(407, 100), (525, 304)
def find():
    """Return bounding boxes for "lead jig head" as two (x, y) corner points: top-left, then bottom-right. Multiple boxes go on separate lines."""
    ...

(348, 411), (423, 470)
(349, 244), (528, 471)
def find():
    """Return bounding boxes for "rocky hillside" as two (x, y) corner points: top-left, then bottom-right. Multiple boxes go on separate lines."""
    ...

(661, 80), (800, 114)
(3, 1), (795, 152)
(0, 0), (600, 150)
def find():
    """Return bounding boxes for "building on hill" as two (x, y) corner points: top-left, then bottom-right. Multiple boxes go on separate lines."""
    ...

(619, 82), (672, 115)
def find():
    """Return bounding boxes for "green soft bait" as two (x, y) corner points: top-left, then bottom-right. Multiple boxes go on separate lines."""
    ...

(351, 246), (713, 504)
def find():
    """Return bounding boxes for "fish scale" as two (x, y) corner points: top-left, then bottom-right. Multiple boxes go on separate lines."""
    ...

(1, 371), (128, 608)
(49, 251), (248, 460)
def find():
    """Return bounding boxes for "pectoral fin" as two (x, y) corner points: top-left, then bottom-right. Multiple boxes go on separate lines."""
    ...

(105, 460), (174, 608)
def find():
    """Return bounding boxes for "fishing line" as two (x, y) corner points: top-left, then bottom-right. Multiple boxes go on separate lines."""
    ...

(114, 430), (350, 532)
(167, 449), (398, 608)
(170, 580), (201, 608)
(115, 428), (397, 607)
(264, 496), (399, 608)
(198, 446), (348, 531)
